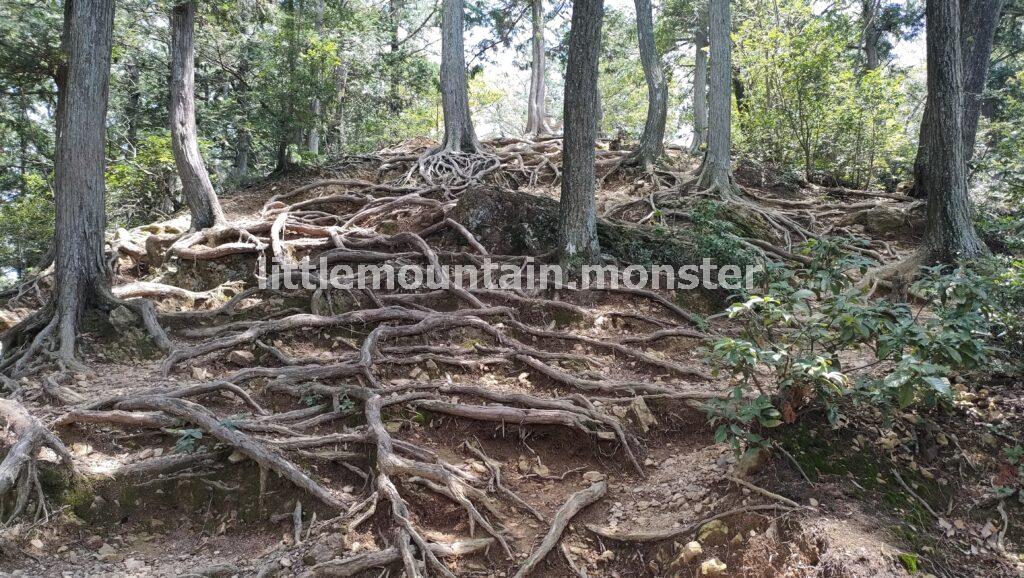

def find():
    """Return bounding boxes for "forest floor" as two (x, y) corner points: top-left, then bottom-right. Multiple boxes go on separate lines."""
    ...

(0, 138), (1021, 577)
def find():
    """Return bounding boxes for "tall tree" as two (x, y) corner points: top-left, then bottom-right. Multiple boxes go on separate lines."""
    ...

(921, 0), (987, 260)
(307, 0), (325, 155)
(628, 0), (668, 169)
(694, 0), (735, 192)
(911, 0), (1004, 198)
(0, 0), (117, 370)
(170, 1), (226, 230)
(525, 0), (551, 136)
(862, 0), (883, 70)
(559, 0), (604, 269)
(50, 0), (117, 360)
(689, 18), (708, 154)
(436, 0), (480, 152)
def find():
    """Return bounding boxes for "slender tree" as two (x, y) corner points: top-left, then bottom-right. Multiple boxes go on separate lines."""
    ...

(689, 19), (708, 154)
(911, 0), (1005, 198)
(921, 0), (987, 260)
(628, 0), (668, 169)
(307, 0), (325, 155)
(170, 1), (226, 230)
(559, 0), (604, 269)
(436, 0), (480, 152)
(525, 0), (551, 136)
(694, 0), (736, 192)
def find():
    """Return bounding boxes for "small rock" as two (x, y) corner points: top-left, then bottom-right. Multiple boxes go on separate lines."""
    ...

(71, 442), (93, 457)
(809, 497), (820, 507)
(697, 520), (729, 545)
(630, 397), (658, 433)
(191, 366), (211, 380)
(228, 450), (246, 464)
(734, 446), (769, 477)
(124, 558), (146, 572)
(29, 538), (44, 550)
(677, 541), (703, 564)
(84, 535), (104, 550)
(279, 557), (291, 568)
(227, 350), (255, 366)
(599, 550), (615, 562)
(700, 558), (727, 575)
(583, 471), (606, 482)
(96, 543), (117, 561)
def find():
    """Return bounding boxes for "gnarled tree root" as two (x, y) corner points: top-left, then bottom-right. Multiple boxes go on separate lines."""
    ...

(0, 398), (77, 522)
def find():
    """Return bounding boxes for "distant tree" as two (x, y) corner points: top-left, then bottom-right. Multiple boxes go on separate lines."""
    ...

(627, 0), (668, 169)
(525, 0), (552, 136)
(170, 1), (226, 230)
(559, 0), (604, 270)
(694, 0), (736, 193)
(689, 16), (708, 154)
(437, 0), (480, 152)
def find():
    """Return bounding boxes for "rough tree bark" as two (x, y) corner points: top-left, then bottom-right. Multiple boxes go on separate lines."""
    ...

(910, 0), (1004, 198)
(922, 0), (988, 261)
(525, 0), (551, 136)
(558, 0), (604, 270)
(694, 0), (736, 192)
(170, 1), (226, 230)
(437, 0), (480, 152)
(689, 20), (708, 154)
(628, 0), (668, 169)
(51, 0), (116, 360)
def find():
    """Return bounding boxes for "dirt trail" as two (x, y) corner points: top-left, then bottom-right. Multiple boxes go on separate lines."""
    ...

(0, 140), (1017, 578)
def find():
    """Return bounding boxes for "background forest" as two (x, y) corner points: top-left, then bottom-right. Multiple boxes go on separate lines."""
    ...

(2, 0), (1021, 279)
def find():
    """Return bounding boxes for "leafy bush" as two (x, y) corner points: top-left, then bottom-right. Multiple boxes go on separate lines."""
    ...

(707, 239), (992, 451)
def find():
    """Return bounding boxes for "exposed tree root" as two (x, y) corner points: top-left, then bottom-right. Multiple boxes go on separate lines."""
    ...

(0, 137), (828, 561)
(0, 398), (76, 523)
(299, 537), (494, 577)
(512, 480), (606, 578)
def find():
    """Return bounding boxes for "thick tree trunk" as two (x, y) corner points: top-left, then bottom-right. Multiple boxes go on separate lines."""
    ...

(559, 0), (604, 270)
(629, 0), (668, 169)
(52, 0), (116, 359)
(910, 0), (1004, 198)
(922, 0), (987, 261)
(695, 0), (735, 191)
(437, 0), (480, 152)
(525, 0), (551, 136)
(170, 1), (225, 230)
(689, 22), (708, 154)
